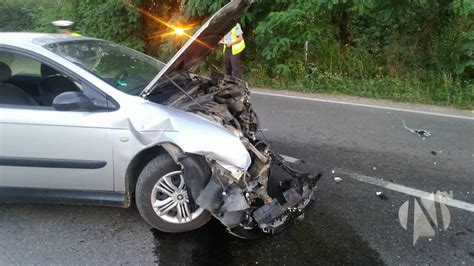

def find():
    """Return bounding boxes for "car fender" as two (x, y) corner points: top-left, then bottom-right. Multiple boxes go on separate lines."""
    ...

(124, 101), (252, 171)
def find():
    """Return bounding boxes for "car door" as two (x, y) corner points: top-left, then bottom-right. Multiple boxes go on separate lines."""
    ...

(0, 49), (114, 191)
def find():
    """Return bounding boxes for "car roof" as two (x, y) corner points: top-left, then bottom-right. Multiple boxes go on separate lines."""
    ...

(0, 32), (101, 49)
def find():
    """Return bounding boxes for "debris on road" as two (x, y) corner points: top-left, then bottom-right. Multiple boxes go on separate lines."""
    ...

(431, 151), (437, 156)
(402, 120), (431, 138)
(334, 177), (343, 183)
(279, 154), (301, 164)
(372, 166), (377, 171)
(376, 191), (388, 201)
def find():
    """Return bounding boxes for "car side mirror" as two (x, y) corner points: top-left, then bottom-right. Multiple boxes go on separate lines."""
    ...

(53, 91), (98, 111)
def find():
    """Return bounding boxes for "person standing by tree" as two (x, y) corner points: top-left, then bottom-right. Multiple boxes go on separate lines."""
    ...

(221, 23), (245, 79)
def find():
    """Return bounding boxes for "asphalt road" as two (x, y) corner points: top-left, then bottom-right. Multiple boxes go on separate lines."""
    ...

(1, 91), (473, 265)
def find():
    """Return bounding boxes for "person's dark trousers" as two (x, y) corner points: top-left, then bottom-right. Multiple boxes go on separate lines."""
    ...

(224, 48), (242, 79)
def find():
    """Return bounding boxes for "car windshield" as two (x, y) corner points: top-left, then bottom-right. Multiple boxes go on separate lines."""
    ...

(44, 40), (165, 95)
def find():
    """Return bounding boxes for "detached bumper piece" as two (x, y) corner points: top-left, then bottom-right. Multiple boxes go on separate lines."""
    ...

(253, 187), (313, 234)
(184, 150), (322, 239)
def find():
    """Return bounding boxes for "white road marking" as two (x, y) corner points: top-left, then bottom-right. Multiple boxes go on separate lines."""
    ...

(335, 168), (474, 212)
(252, 91), (474, 121)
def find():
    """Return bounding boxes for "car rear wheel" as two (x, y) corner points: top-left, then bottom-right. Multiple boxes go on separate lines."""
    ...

(136, 154), (211, 232)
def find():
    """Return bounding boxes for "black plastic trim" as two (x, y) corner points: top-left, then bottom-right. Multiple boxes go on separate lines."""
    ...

(0, 187), (126, 207)
(0, 156), (107, 169)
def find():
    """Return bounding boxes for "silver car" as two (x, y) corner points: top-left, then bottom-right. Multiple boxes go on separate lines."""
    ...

(0, 0), (319, 238)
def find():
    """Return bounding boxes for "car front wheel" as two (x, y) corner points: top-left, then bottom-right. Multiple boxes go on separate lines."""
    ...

(135, 154), (211, 232)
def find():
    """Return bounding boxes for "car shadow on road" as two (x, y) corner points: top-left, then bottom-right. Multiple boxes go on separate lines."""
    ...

(152, 207), (384, 265)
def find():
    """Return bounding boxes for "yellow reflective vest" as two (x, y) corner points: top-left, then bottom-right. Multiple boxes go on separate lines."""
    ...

(224, 24), (245, 55)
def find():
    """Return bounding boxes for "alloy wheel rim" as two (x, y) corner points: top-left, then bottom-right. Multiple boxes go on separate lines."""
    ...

(151, 170), (204, 224)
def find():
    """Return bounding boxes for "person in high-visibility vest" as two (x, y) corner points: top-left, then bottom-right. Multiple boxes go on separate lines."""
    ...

(52, 20), (81, 36)
(221, 23), (246, 79)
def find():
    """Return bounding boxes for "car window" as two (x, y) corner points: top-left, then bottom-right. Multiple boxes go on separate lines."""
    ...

(0, 51), (41, 76)
(0, 49), (107, 110)
(45, 40), (165, 96)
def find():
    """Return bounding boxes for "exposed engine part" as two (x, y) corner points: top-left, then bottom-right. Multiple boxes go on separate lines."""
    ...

(164, 74), (213, 117)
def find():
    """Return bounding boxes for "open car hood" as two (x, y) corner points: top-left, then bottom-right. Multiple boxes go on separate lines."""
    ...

(140, 0), (252, 97)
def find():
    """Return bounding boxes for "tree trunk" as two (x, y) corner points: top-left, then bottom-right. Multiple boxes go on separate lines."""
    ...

(338, 8), (351, 56)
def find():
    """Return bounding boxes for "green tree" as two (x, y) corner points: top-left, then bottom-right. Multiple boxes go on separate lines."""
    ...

(73, 0), (145, 51)
(0, 1), (36, 32)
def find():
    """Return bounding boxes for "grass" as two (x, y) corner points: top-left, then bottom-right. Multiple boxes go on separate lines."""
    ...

(244, 67), (474, 110)
(194, 58), (473, 110)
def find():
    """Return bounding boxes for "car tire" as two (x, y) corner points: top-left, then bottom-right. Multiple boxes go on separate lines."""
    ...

(135, 154), (211, 233)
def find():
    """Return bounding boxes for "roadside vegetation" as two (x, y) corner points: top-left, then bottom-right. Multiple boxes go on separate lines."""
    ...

(1, 0), (473, 109)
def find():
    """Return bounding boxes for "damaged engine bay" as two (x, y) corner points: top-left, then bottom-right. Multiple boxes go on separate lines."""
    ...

(147, 71), (321, 238)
